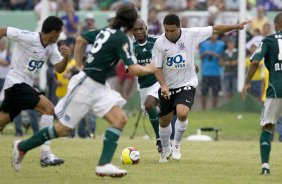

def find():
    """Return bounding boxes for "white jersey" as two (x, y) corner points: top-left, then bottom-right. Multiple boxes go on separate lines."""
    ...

(153, 26), (213, 89)
(4, 27), (63, 89)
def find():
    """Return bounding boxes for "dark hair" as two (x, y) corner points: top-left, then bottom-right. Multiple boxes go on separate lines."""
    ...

(163, 14), (180, 28)
(274, 12), (282, 24)
(42, 16), (63, 34)
(112, 3), (138, 30)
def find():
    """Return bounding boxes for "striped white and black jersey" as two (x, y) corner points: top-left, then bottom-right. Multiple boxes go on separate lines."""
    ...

(4, 27), (63, 89)
(152, 26), (213, 89)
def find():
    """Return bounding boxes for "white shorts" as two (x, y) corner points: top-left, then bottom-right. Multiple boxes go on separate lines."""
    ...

(139, 82), (160, 111)
(55, 71), (126, 129)
(260, 98), (282, 126)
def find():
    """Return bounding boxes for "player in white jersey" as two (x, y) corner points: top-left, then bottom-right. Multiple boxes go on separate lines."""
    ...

(0, 16), (70, 168)
(153, 14), (250, 163)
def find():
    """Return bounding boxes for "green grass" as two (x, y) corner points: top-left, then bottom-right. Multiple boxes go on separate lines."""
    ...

(1, 111), (282, 184)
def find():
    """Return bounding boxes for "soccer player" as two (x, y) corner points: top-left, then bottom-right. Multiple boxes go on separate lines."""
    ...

(153, 14), (250, 163)
(11, 3), (156, 177)
(0, 16), (70, 166)
(241, 12), (282, 176)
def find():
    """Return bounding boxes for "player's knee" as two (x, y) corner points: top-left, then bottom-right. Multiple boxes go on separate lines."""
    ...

(55, 123), (72, 137)
(263, 123), (273, 132)
(144, 103), (154, 112)
(114, 115), (127, 129)
(42, 105), (55, 115)
(177, 113), (188, 121)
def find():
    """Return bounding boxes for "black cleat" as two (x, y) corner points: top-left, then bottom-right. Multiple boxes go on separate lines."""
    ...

(156, 139), (163, 153)
(40, 153), (64, 167)
(260, 168), (270, 176)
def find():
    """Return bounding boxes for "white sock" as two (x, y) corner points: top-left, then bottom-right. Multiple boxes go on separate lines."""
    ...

(40, 114), (54, 157)
(159, 124), (172, 152)
(173, 118), (188, 146)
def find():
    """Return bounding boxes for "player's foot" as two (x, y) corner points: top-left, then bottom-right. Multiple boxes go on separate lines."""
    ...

(96, 163), (127, 178)
(260, 168), (270, 176)
(172, 144), (181, 160)
(156, 139), (163, 153)
(159, 146), (172, 163)
(12, 140), (25, 172)
(40, 153), (64, 167)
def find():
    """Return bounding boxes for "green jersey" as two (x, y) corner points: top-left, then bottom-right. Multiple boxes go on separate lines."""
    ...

(133, 35), (158, 88)
(81, 27), (136, 84)
(251, 31), (282, 98)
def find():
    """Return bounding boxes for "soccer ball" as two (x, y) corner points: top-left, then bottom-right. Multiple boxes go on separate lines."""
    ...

(120, 147), (140, 165)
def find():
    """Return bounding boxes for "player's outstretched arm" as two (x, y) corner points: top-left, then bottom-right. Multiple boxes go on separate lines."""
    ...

(74, 35), (88, 71)
(128, 62), (157, 76)
(241, 60), (260, 100)
(213, 20), (251, 34)
(0, 28), (7, 39)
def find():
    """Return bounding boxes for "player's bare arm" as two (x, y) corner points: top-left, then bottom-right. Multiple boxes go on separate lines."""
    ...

(241, 60), (260, 100)
(0, 28), (7, 39)
(154, 67), (170, 99)
(74, 35), (88, 71)
(128, 62), (157, 76)
(213, 20), (251, 34)
(54, 44), (71, 73)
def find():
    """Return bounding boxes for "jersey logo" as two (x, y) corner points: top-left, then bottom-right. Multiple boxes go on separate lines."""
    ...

(165, 52), (187, 69)
(179, 42), (185, 50)
(142, 48), (147, 52)
(27, 60), (44, 72)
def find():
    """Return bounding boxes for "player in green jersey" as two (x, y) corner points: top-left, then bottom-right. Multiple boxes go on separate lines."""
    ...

(242, 12), (282, 176)
(11, 3), (156, 178)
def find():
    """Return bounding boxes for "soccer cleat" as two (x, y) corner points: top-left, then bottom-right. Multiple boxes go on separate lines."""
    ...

(12, 140), (25, 172)
(156, 139), (163, 153)
(260, 168), (270, 176)
(96, 163), (127, 178)
(172, 144), (181, 160)
(159, 147), (172, 163)
(40, 153), (64, 167)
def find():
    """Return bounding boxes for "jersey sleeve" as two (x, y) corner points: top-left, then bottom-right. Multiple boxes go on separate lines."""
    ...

(250, 40), (267, 62)
(81, 29), (99, 44)
(152, 39), (164, 68)
(6, 27), (37, 42)
(49, 44), (64, 65)
(115, 35), (137, 66)
(188, 26), (213, 45)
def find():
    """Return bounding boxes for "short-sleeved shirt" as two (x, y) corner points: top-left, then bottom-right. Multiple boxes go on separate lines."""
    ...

(221, 48), (238, 74)
(4, 27), (63, 89)
(153, 26), (213, 89)
(251, 31), (282, 98)
(81, 27), (137, 84)
(133, 34), (158, 88)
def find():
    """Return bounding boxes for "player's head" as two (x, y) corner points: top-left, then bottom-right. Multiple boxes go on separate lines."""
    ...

(41, 16), (63, 43)
(112, 3), (138, 31)
(132, 19), (147, 43)
(163, 14), (181, 42)
(274, 12), (282, 33)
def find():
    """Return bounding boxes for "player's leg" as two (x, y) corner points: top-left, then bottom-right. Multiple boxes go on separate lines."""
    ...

(211, 76), (221, 108)
(34, 94), (64, 167)
(201, 76), (209, 110)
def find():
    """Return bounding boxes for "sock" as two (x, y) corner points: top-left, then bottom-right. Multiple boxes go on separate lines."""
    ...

(40, 115), (54, 157)
(147, 107), (160, 139)
(173, 118), (188, 145)
(18, 126), (58, 153)
(98, 127), (121, 165)
(170, 115), (177, 140)
(260, 130), (272, 165)
(159, 124), (172, 152)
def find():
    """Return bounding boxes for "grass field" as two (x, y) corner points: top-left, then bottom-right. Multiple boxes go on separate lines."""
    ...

(0, 111), (282, 184)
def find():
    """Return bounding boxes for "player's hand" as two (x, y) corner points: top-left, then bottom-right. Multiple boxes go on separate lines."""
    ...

(59, 44), (71, 57)
(195, 64), (200, 73)
(238, 20), (251, 30)
(241, 83), (251, 100)
(161, 84), (170, 99)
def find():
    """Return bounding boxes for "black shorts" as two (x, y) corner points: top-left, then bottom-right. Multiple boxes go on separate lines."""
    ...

(201, 76), (221, 97)
(0, 83), (41, 121)
(158, 86), (196, 117)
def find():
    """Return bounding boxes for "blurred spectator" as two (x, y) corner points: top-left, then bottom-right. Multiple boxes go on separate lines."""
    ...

(148, 8), (162, 35)
(225, 0), (239, 11)
(246, 29), (263, 51)
(79, 0), (97, 10)
(181, 16), (189, 28)
(80, 13), (96, 33)
(262, 22), (273, 36)
(46, 61), (58, 105)
(150, 0), (167, 11)
(200, 34), (225, 110)
(257, 0), (276, 11)
(273, 0), (282, 10)
(9, 0), (34, 10)
(220, 37), (238, 99)
(249, 5), (269, 36)
(0, 38), (10, 92)
(187, 0), (198, 10)
(14, 110), (39, 137)
(99, 0), (118, 10)
(166, 0), (187, 11)
(196, 0), (207, 10)
(61, 1), (79, 39)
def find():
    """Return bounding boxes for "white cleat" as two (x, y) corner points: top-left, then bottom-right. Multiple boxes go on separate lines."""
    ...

(40, 153), (64, 167)
(172, 144), (181, 160)
(159, 146), (172, 163)
(12, 140), (25, 172)
(96, 163), (127, 178)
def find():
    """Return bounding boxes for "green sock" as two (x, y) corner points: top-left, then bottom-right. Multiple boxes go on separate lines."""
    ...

(98, 127), (121, 165)
(260, 130), (272, 164)
(147, 108), (160, 139)
(18, 126), (58, 153)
